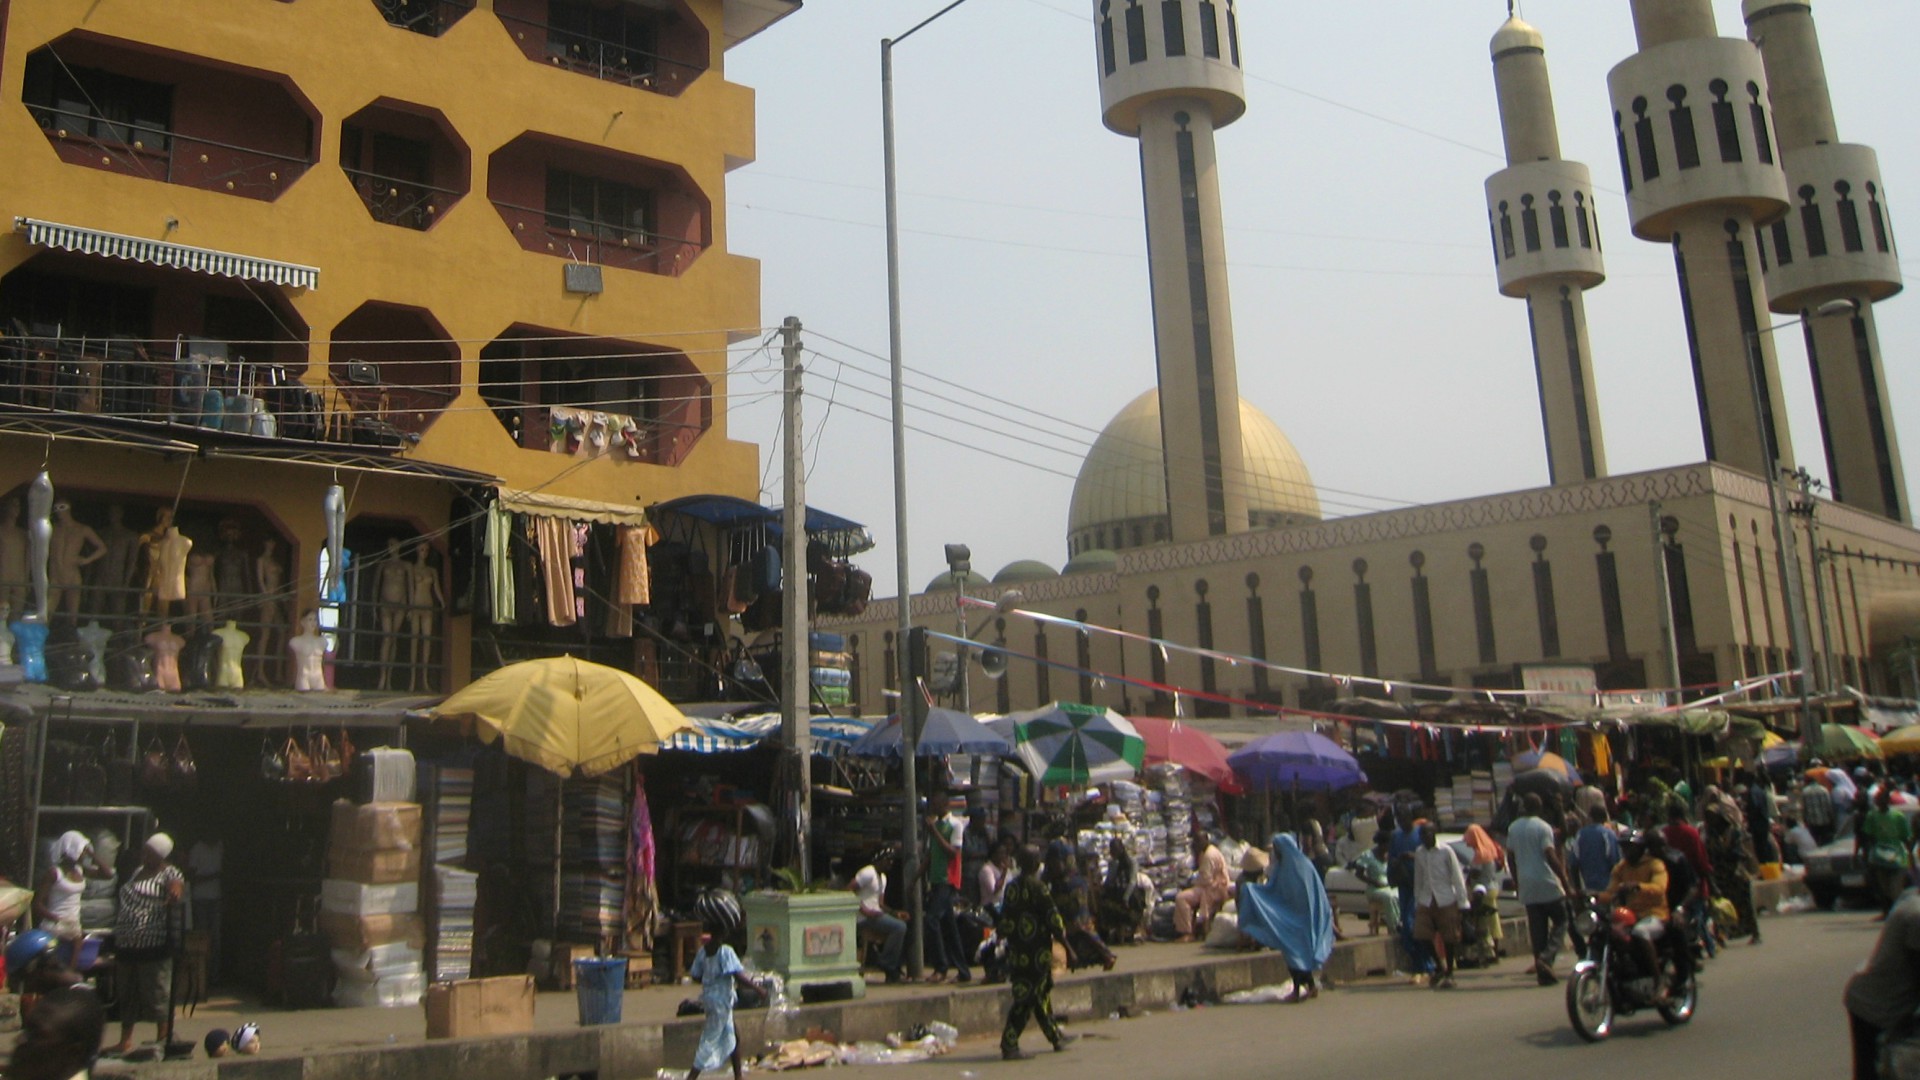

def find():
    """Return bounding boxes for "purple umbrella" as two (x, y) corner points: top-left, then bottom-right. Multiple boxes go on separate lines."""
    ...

(1228, 731), (1365, 793)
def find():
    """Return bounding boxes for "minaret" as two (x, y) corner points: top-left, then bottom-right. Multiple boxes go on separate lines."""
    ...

(1093, 0), (1249, 543)
(1743, 0), (1907, 523)
(1486, 14), (1609, 485)
(1608, 0), (1793, 480)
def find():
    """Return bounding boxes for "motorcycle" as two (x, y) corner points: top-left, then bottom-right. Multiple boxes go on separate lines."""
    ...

(1564, 896), (1698, 1042)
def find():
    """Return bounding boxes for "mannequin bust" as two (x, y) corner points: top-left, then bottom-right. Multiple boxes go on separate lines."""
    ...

(49, 502), (106, 616)
(76, 620), (111, 686)
(212, 619), (249, 689)
(405, 543), (443, 692)
(254, 538), (287, 685)
(0, 602), (12, 665)
(0, 497), (27, 611)
(143, 508), (191, 613)
(376, 538), (410, 689)
(289, 610), (327, 692)
(10, 613), (47, 682)
(213, 518), (253, 600)
(94, 504), (141, 616)
(184, 551), (215, 619)
(146, 623), (186, 692)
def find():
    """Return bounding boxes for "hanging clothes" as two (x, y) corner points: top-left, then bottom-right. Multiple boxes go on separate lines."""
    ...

(571, 522), (590, 624)
(485, 503), (516, 625)
(535, 516), (577, 627)
(626, 767), (658, 954)
(1588, 730), (1614, 777)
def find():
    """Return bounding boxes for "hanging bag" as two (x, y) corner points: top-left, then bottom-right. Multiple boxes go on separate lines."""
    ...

(69, 745), (107, 807)
(310, 733), (341, 784)
(282, 735), (314, 784)
(260, 736), (287, 781)
(140, 736), (173, 792)
(335, 728), (355, 779)
(170, 734), (199, 792)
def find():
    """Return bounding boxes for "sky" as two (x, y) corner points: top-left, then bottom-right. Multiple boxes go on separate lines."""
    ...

(721, 0), (1920, 596)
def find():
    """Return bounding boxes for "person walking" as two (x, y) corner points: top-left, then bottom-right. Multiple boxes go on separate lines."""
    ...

(1859, 787), (1915, 918)
(851, 848), (908, 984)
(922, 801), (972, 983)
(1662, 803), (1716, 956)
(1507, 794), (1573, 985)
(1704, 804), (1762, 945)
(1571, 805), (1621, 894)
(1802, 772), (1837, 845)
(1045, 843), (1115, 971)
(1173, 835), (1232, 942)
(1388, 809), (1434, 984)
(1236, 833), (1335, 1002)
(1411, 824), (1469, 989)
(1000, 846), (1075, 1061)
(1845, 887), (1920, 1080)
(105, 834), (183, 1057)
(685, 890), (753, 1080)
(1461, 824), (1505, 964)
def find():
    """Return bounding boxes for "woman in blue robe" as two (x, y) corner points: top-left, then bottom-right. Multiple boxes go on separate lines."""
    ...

(1235, 833), (1335, 1001)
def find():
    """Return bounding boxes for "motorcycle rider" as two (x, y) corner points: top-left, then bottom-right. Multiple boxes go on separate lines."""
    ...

(1600, 830), (1671, 1003)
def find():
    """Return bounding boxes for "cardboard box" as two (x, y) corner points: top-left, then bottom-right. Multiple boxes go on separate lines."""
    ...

(321, 878), (419, 916)
(327, 843), (422, 885)
(319, 912), (425, 952)
(423, 975), (536, 1040)
(330, 800), (422, 852)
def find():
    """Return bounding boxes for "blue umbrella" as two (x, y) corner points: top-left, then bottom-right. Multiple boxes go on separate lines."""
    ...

(1228, 731), (1365, 793)
(850, 707), (1013, 758)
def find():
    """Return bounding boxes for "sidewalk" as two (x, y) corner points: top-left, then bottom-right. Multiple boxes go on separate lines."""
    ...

(82, 921), (1433, 1080)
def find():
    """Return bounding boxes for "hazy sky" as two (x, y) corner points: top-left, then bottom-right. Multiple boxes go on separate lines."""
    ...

(723, 0), (1920, 595)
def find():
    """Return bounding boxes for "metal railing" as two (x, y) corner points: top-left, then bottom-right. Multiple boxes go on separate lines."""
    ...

(29, 105), (313, 201)
(375, 0), (473, 36)
(342, 168), (464, 231)
(495, 12), (704, 93)
(489, 198), (703, 276)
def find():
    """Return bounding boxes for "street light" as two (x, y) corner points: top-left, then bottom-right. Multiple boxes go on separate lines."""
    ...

(1745, 296), (1860, 763)
(883, 0), (978, 978)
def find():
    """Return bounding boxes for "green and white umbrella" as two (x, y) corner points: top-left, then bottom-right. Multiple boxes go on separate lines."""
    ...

(991, 702), (1145, 786)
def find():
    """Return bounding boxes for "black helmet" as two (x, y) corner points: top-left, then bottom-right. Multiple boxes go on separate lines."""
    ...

(693, 887), (742, 939)
(1620, 828), (1653, 854)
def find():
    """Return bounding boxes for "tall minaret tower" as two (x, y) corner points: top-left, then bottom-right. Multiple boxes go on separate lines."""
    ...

(1609, 0), (1794, 480)
(1093, 0), (1249, 543)
(1486, 14), (1609, 485)
(1743, 0), (1907, 523)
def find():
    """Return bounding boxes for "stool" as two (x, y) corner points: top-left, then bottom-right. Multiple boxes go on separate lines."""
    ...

(665, 921), (703, 983)
(179, 931), (211, 1017)
(855, 923), (889, 970)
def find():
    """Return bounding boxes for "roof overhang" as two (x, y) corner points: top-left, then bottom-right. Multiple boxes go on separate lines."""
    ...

(0, 684), (437, 728)
(498, 486), (650, 525)
(203, 446), (497, 485)
(15, 217), (320, 291)
(723, 0), (801, 49)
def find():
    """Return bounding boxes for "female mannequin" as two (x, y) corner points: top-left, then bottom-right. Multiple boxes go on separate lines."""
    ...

(143, 509), (191, 614)
(95, 504), (141, 615)
(76, 620), (111, 686)
(405, 543), (443, 691)
(289, 610), (327, 692)
(145, 623), (185, 692)
(376, 539), (409, 689)
(184, 551), (215, 619)
(49, 502), (106, 616)
(254, 538), (287, 684)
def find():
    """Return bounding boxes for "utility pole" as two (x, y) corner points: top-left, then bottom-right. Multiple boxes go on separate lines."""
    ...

(1649, 503), (1684, 697)
(779, 316), (812, 883)
(905, 625), (929, 976)
(1788, 468), (1834, 694)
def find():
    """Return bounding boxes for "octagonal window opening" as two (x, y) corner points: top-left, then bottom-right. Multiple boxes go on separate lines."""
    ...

(20, 34), (317, 202)
(339, 99), (470, 231)
(487, 134), (710, 276)
(328, 303), (459, 439)
(373, 0), (474, 36)
(494, 0), (708, 96)
(479, 325), (711, 467)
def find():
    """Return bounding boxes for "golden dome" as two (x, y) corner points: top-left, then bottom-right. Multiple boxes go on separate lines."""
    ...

(1066, 389), (1320, 554)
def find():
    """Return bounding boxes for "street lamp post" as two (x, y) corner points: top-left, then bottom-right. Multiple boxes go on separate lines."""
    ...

(1745, 297), (1859, 763)
(882, 0), (977, 977)
(945, 543), (972, 714)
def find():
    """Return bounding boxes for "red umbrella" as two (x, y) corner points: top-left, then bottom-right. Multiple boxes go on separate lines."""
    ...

(1129, 716), (1243, 794)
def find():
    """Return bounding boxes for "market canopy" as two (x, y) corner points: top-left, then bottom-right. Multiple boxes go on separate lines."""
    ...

(1228, 730), (1364, 793)
(1813, 722), (1882, 761)
(424, 656), (689, 776)
(662, 712), (874, 756)
(850, 708), (1011, 758)
(1129, 716), (1242, 794)
(650, 494), (873, 555)
(992, 703), (1144, 786)
(1880, 725), (1920, 755)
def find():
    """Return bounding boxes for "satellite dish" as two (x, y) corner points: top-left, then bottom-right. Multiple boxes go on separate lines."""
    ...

(977, 647), (1008, 680)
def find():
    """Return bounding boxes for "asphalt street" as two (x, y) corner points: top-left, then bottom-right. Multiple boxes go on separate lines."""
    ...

(823, 908), (1883, 1080)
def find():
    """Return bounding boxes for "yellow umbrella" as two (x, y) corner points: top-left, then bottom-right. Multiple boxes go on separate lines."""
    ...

(428, 655), (690, 776)
(1881, 725), (1920, 756)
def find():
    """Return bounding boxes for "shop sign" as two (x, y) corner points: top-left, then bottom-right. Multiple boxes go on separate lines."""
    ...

(802, 924), (843, 958)
(1520, 663), (1598, 710)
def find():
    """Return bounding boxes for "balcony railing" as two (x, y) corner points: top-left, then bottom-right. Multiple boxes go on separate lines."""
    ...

(30, 105), (313, 201)
(0, 333), (412, 449)
(343, 168), (463, 231)
(490, 198), (703, 276)
(495, 13), (704, 94)
(375, 0), (474, 36)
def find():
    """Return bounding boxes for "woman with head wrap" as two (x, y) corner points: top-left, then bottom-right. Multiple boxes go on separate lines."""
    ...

(34, 831), (108, 952)
(1094, 837), (1146, 945)
(1044, 840), (1114, 971)
(1234, 834), (1335, 1001)
(1461, 824), (1505, 966)
(1703, 803), (1761, 945)
(106, 833), (184, 1057)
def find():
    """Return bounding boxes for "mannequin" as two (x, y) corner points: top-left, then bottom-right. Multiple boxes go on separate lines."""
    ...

(181, 623), (219, 689)
(11, 613), (47, 682)
(376, 538), (410, 689)
(49, 502), (106, 616)
(212, 619), (249, 689)
(253, 537), (287, 685)
(213, 518), (253, 601)
(94, 505), (141, 616)
(146, 623), (185, 692)
(0, 497), (26, 611)
(76, 620), (111, 686)
(184, 551), (215, 619)
(143, 508), (191, 614)
(405, 543), (443, 691)
(26, 472), (52, 620)
(321, 484), (345, 600)
(0, 602), (13, 665)
(289, 610), (326, 692)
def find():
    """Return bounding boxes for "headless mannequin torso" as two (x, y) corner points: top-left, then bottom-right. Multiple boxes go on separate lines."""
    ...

(212, 620), (249, 689)
(289, 611), (326, 692)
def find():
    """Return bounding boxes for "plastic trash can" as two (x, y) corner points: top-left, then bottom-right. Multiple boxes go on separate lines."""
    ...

(574, 958), (628, 1026)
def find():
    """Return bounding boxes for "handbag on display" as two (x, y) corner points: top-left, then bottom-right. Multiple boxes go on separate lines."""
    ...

(68, 746), (107, 807)
(282, 735), (314, 783)
(335, 728), (355, 779)
(139, 736), (173, 792)
(260, 736), (287, 781)
(170, 734), (198, 792)
(310, 733), (340, 784)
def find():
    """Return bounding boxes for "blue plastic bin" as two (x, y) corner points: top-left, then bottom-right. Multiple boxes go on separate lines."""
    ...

(574, 958), (627, 1026)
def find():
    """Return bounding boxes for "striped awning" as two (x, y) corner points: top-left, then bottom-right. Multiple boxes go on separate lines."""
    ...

(14, 217), (320, 290)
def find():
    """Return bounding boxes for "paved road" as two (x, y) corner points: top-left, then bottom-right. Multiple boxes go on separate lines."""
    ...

(822, 908), (1882, 1079)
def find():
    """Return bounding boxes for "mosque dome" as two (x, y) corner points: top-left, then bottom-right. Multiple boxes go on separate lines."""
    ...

(1066, 389), (1320, 555)
(1062, 548), (1118, 575)
(993, 559), (1060, 585)
(1490, 15), (1544, 57)
(925, 568), (993, 592)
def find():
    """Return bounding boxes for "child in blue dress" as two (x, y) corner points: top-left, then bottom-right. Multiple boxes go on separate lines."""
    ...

(688, 888), (754, 1080)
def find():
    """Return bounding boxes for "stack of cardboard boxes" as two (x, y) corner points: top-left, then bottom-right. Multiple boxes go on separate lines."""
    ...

(323, 798), (425, 1007)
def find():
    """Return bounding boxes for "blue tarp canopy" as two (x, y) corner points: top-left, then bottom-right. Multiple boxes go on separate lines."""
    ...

(662, 712), (875, 756)
(650, 495), (873, 555)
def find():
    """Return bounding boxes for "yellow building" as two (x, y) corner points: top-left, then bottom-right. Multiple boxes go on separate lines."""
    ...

(0, 0), (794, 692)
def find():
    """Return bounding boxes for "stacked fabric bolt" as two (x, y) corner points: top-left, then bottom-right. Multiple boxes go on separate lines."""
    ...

(559, 775), (628, 943)
(431, 865), (478, 981)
